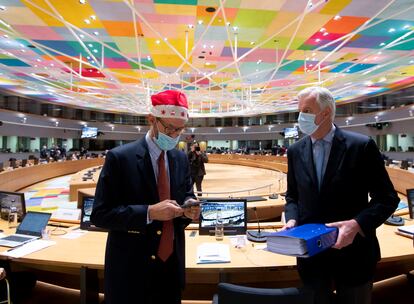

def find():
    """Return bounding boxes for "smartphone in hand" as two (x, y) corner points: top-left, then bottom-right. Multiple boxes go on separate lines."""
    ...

(181, 200), (201, 209)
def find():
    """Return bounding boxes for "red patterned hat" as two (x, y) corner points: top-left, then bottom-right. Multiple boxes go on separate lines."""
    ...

(150, 90), (189, 120)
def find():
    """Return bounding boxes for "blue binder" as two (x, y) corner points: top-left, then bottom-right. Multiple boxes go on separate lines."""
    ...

(266, 223), (338, 257)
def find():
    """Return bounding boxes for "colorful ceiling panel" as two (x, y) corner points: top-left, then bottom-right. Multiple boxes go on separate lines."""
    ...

(0, 0), (412, 117)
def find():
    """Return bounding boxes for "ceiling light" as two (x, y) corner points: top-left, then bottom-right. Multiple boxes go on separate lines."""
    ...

(306, 57), (310, 60)
(36, 58), (41, 62)
(315, 38), (321, 42)
(79, 0), (86, 4)
(323, 32), (329, 36)
(410, 60), (414, 64)
(334, 15), (341, 20)
(21, 49), (26, 52)
(250, 41), (255, 45)
(256, 59), (262, 64)
(198, 20), (203, 25)
(87, 56), (91, 59)
(93, 31), (99, 36)
(187, 24), (194, 29)
(147, 55), (151, 60)
(205, 62), (211, 66)
(0, 6), (6, 11)
(232, 26), (238, 32)
(377, 51), (382, 55)
(210, 45), (214, 49)
(79, 34), (85, 38)
(403, 25), (410, 30)
(380, 42), (385, 46)
(90, 15), (96, 20)
(93, 49), (98, 53)
(155, 40), (160, 44)
(50, 63), (54, 66)
(3, 34), (8, 38)
(365, 80), (373, 86)
(163, 37), (168, 41)
(226, 22), (230, 26)
(84, 19), (90, 24)
(312, 52), (316, 56)
(320, 28), (326, 32)
(88, 43), (93, 47)
(202, 44), (207, 49)
(388, 28), (395, 33)
(379, 77), (387, 82)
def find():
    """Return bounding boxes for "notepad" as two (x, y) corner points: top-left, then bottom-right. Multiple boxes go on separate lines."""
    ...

(196, 243), (231, 264)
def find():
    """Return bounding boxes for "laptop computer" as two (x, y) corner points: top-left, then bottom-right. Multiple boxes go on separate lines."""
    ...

(80, 196), (107, 232)
(0, 211), (51, 248)
(199, 199), (247, 236)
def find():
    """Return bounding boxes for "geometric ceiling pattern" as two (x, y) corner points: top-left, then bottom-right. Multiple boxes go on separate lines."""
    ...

(0, 0), (413, 117)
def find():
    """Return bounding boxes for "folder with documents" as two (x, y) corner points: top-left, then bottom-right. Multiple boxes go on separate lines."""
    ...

(266, 223), (338, 257)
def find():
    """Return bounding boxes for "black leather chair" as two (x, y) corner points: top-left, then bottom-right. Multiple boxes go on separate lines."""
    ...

(213, 283), (314, 304)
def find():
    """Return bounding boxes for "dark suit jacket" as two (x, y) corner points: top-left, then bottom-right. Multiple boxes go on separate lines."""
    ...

(91, 138), (195, 304)
(285, 127), (399, 285)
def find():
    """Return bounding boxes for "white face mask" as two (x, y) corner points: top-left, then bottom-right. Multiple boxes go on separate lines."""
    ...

(298, 112), (323, 135)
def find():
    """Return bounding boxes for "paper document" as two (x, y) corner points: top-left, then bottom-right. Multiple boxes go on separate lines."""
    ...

(3, 240), (56, 258)
(61, 230), (88, 239)
(197, 243), (231, 264)
(397, 225), (414, 236)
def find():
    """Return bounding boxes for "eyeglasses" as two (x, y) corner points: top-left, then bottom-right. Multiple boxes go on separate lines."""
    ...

(157, 119), (186, 134)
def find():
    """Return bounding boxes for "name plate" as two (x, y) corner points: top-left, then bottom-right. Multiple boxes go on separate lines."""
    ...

(51, 208), (81, 222)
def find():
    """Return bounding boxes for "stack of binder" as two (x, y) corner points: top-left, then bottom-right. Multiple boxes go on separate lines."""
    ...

(266, 223), (338, 257)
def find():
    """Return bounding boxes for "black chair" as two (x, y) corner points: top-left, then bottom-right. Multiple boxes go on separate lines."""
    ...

(213, 283), (313, 304)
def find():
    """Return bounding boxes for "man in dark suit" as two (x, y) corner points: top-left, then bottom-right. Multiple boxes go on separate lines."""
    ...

(283, 86), (399, 304)
(188, 143), (208, 196)
(91, 90), (200, 304)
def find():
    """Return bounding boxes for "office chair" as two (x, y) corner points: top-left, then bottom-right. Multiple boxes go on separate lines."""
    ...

(212, 283), (313, 304)
(0, 278), (11, 304)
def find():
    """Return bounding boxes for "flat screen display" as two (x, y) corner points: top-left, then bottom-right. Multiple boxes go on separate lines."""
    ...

(199, 199), (247, 235)
(80, 197), (107, 231)
(81, 127), (98, 139)
(17, 211), (51, 236)
(0, 191), (26, 222)
(284, 127), (299, 139)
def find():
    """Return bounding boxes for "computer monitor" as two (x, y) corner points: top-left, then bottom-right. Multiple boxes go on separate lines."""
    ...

(81, 127), (98, 139)
(0, 191), (26, 222)
(407, 189), (414, 220)
(80, 196), (107, 231)
(199, 199), (247, 235)
(284, 127), (299, 139)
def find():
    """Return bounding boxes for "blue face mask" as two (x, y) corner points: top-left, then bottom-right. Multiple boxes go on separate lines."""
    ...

(154, 131), (180, 151)
(298, 112), (319, 135)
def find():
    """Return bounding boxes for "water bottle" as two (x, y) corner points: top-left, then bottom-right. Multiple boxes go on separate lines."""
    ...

(8, 205), (18, 228)
(215, 209), (224, 241)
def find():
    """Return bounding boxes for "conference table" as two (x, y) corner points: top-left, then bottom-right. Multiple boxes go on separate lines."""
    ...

(0, 220), (413, 303)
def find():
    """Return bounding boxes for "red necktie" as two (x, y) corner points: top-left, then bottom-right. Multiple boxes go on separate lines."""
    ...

(157, 151), (174, 261)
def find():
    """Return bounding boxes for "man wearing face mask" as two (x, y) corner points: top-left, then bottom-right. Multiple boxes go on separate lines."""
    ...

(283, 87), (398, 304)
(91, 90), (200, 304)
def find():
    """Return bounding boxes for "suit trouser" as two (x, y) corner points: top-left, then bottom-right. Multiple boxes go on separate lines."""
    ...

(146, 254), (181, 304)
(304, 277), (372, 304)
(297, 253), (373, 304)
(191, 175), (204, 196)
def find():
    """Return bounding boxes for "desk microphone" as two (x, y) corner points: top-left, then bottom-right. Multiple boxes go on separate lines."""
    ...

(246, 207), (267, 242)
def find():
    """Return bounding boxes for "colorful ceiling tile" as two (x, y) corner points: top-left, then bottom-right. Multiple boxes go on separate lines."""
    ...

(0, 0), (412, 117)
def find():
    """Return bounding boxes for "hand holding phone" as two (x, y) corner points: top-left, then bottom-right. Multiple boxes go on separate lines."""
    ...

(181, 199), (201, 209)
